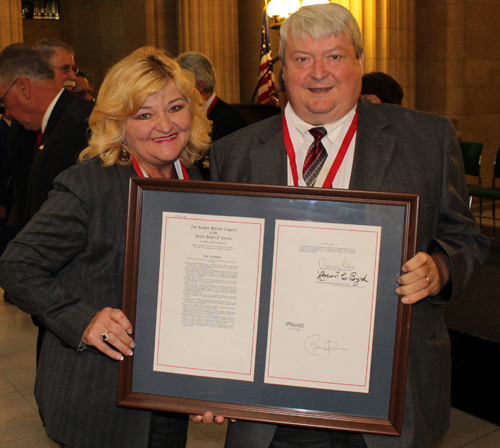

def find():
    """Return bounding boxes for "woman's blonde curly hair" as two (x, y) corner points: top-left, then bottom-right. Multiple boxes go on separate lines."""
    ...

(79, 46), (211, 168)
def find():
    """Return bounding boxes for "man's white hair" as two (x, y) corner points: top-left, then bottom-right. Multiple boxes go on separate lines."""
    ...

(279, 3), (364, 63)
(176, 51), (216, 93)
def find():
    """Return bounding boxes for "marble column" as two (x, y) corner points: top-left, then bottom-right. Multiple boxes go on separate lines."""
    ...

(334, 0), (415, 108)
(178, 0), (240, 103)
(0, 0), (23, 50)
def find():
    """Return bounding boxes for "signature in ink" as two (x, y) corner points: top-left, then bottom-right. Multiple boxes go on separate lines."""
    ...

(318, 258), (355, 271)
(304, 334), (348, 356)
(317, 270), (339, 281)
(317, 270), (369, 286)
(349, 272), (369, 286)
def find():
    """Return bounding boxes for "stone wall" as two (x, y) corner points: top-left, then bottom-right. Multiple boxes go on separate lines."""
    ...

(0, 0), (23, 49)
(416, 0), (500, 187)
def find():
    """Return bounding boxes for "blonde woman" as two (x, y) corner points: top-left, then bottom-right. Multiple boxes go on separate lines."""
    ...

(0, 47), (212, 448)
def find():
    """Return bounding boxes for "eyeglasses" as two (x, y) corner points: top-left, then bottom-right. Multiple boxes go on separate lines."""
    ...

(0, 78), (18, 109)
(53, 65), (79, 75)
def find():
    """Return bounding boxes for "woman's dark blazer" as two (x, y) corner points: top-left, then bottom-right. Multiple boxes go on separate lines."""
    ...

(0, 158), (201, 448)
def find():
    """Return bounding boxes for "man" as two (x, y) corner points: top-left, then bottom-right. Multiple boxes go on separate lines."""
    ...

(176, 51), (248, 179)
(74, 71), (95, 102)
(361, 72), (404, 105)
(210, 4), (488, 448)
(0, 43), (93, 362)
(34, 38), (79, 91)
(0, 43), (93, 233)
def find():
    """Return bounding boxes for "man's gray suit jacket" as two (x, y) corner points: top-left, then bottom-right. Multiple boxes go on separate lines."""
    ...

(210, 99), (489, 448)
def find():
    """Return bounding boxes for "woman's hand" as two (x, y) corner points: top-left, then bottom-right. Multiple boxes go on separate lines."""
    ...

(189, 412), (231, 424)
(82, 307), (135, 360)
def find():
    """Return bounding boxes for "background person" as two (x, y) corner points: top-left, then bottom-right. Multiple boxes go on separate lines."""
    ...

(361, 71), (404, 105)
(0, 46), (211, 448)
(74, 71), (95, 102)
(176, 51), (248, 179)
(0, 44), (93, 233)
(0, 44), (94, 359)
(210, 4), (488, 448)
(34, 38), (79, 91)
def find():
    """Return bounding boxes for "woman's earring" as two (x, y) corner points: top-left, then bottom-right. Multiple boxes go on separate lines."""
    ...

(120, 139), (130, 161)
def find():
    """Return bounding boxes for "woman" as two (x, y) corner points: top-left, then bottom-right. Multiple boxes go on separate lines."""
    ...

(0, 47), (212, 448)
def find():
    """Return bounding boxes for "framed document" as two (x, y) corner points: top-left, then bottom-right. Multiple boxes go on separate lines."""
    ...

(118, 179), (418, 436)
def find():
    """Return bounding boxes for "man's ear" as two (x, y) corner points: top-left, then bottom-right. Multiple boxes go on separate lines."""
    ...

(16, 77), (31, 100)
(195, 80), (206, 94)
(359, 51), (365, 72)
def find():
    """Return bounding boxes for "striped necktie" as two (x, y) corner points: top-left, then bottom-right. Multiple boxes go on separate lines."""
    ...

(303, 127), (327, 187)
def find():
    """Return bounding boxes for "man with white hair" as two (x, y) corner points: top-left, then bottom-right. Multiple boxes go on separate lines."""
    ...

(177, 51), (247, 179)
(0, 43), (93, 362)
(0, 43), (93, 232)
(210, 3), (488, 448)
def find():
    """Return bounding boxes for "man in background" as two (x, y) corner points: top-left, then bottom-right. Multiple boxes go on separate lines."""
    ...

(74, 71), (95, 102)
(361, 71), (404, 105)
(0, 43), (93, 361)
(34, 38), (79, 92)
(0, 43), (93, 232)
(177, 51), (248, 179)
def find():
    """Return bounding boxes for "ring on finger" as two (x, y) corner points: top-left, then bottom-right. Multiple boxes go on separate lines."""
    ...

(101, 332), (111, 342)
(425, 276), (431, 285)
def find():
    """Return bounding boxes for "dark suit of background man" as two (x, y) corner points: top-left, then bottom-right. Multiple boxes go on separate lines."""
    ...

(0, 43), (93, 233)
(177, 51), (248, 179)
(209, 4), (489, 448)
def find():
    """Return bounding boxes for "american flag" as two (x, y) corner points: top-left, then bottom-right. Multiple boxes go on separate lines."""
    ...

(257, 11), (278, 105)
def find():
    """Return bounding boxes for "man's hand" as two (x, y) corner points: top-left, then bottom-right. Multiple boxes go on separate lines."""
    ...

(82, 307), (134, 360)
(396, 251), (451, 304)
(189, 412), (227, 424)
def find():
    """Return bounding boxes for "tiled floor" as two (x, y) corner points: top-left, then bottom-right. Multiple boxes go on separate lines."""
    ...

(1, 289), (498, 448)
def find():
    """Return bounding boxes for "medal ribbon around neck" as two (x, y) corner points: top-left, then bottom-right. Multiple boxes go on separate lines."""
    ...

(132, 155), (189, 179)
(206, 95), (219, 114)
(282, 105), (358, 188)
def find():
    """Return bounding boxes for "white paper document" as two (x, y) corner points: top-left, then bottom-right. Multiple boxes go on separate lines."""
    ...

(265, 220), (381, 392)
(153, 212), (265, 381)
